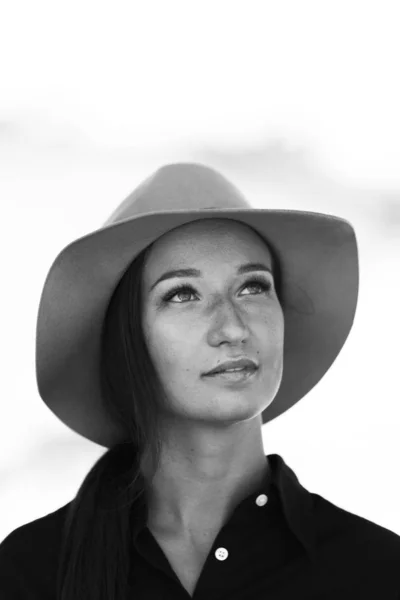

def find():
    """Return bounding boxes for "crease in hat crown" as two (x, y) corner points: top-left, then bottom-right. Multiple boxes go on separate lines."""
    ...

(104, 162), (252, 228)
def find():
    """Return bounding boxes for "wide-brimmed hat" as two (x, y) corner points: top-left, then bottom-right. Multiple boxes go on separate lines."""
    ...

(35, 162), (359, 449)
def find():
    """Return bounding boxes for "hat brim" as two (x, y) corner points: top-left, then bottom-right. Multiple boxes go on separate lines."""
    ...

(35, 208), (358, 448)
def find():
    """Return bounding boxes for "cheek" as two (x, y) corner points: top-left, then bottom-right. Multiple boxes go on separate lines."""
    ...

(257, 304), (284, 343)
(144, 317), (196, 376)
(268, 304), (285, 340)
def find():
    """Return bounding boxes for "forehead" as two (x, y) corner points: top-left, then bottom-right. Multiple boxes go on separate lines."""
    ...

(144, 219), (272, 270)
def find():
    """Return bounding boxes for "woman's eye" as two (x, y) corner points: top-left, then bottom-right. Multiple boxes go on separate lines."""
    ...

(162, 278), (272, 304)
(166, 287), (196, 303)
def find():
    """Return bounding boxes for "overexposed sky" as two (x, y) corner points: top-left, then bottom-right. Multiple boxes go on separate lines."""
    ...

(1, 0), (400, 188)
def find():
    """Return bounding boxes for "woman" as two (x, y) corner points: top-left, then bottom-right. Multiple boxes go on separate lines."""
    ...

(0, 162), (399, 599)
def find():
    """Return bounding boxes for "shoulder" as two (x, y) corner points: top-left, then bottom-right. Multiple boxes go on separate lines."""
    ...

(309, 492), (400, 595)
(0, 501), (72, 598)
(311, 491), (400, 552)
(0, 501), (72, 554)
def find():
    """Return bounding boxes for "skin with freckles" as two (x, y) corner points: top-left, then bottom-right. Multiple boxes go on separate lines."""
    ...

(140, 218), (284, 549)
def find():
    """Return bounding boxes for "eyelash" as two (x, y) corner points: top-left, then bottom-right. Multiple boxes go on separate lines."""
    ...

(162, 276), (272, 304)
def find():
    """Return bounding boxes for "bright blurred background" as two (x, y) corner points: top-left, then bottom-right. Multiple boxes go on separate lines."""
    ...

(1, 0), (399, 542)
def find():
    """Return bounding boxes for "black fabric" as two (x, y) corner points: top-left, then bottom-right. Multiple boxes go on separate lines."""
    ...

(0, 453), (399, 599)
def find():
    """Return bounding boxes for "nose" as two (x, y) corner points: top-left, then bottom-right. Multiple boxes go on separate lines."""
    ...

(208, 297), (250, 344)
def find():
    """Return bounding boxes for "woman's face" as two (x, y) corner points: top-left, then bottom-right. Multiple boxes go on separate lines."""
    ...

(141, 218), (284, 427)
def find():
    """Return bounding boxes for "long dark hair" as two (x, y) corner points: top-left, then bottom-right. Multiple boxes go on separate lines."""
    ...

(56, 226), (282, 600)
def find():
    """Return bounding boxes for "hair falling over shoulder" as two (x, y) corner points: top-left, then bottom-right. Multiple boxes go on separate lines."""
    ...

(56, 243), (164, 600)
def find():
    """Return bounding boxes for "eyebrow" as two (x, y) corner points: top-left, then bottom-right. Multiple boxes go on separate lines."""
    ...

(149, 262), (273, 292)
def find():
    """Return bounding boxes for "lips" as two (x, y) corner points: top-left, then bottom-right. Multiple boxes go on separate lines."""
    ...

(206, 366), (257, 377)
(204, 358), (258, 376)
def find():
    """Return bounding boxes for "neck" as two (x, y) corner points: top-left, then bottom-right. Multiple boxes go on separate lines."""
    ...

(142, 419), (269, 537)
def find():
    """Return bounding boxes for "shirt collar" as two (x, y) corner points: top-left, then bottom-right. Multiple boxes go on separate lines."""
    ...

(267, 454), (317, 564)
(131, 453), (317, 564)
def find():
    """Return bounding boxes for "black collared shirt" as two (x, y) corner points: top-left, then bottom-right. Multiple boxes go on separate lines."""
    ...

(1, 454), (399, 598)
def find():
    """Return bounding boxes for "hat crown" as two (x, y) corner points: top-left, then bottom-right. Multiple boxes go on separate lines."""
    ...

(103, 162), (251, 226)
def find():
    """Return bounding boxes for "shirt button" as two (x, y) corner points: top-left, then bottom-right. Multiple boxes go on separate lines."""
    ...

(215, 547), (229, 561)
(255, 494), (268, 506)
